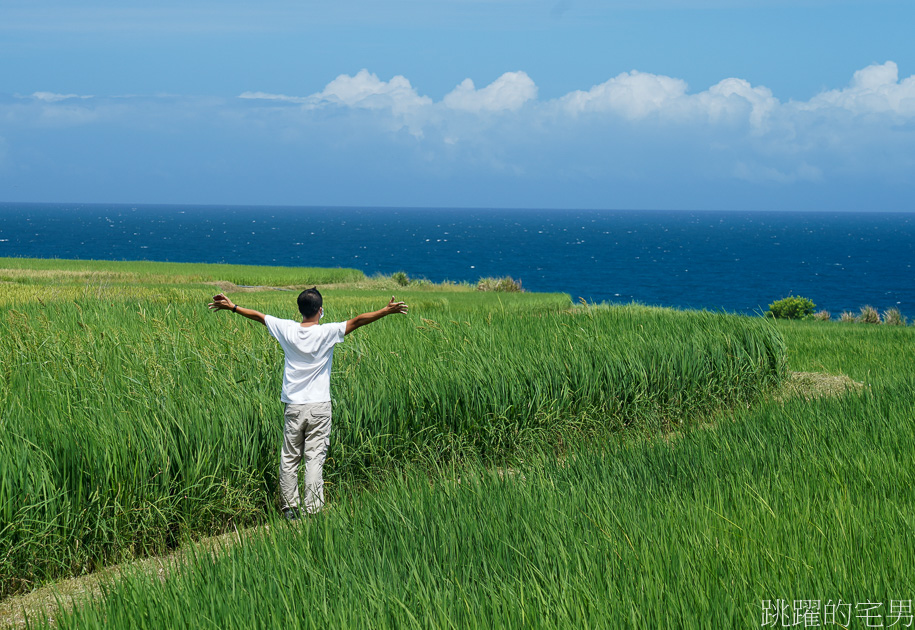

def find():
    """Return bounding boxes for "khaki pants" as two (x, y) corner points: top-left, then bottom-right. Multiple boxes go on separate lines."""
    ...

(279, 402), (332, 514)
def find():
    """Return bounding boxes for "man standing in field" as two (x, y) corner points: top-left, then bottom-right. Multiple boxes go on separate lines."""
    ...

(208, 288), (408, 519)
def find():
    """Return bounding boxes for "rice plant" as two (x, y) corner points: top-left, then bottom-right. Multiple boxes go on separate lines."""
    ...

(0, 267), (785, 597)
(7, 263), (915, 629)
(37, 371), (915, 629)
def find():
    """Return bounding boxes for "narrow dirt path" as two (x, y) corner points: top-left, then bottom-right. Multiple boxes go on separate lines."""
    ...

(0, 525), (269, 630)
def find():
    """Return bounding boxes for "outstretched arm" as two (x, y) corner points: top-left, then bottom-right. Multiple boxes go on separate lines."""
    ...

(208, 293), (267, 326)
(345, 296), (408, 335)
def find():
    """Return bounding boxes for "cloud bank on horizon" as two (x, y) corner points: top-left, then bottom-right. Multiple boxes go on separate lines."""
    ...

(240, 60), (915, 118)
(2, 61), (914, 210)
(238, 60), (914, 132)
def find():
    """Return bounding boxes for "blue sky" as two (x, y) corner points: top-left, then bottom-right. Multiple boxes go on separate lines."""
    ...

(1, 0), (914, 211)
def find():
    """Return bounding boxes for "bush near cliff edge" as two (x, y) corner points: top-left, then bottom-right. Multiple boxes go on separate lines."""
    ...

(766, 295), (816, 320)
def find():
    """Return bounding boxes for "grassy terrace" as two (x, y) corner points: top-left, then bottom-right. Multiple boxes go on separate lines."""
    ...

(0, 257), (366, 288)
(2, 258), (911, 628)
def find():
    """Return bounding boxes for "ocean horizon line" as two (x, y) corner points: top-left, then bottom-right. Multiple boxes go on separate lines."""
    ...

(2, 200), (914, 215)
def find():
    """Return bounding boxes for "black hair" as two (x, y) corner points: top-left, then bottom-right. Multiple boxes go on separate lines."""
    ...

(297, 287), (323, 318)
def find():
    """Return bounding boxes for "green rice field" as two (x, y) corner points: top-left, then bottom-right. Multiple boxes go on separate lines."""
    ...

(0, 257), (365, 288)
(1, 259), (912, 628)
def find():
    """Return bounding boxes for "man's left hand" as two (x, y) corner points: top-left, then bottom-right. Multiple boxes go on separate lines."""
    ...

(384, 296), (408, 315)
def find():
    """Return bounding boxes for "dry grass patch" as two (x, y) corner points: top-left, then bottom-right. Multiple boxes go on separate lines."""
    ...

(774, 371), (865, 402)
(0, 268), (135, 281)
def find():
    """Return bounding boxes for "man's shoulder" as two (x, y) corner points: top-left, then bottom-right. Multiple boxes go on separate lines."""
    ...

(264, 314), (298, 335)
(321, 321), (347, 340)
(265, 314), (295, 324)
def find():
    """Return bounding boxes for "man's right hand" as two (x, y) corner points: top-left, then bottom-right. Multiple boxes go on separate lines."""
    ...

(208, 294), (236, 311)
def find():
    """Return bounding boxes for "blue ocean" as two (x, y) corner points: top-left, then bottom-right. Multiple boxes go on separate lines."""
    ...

(1, 202), (912, 317)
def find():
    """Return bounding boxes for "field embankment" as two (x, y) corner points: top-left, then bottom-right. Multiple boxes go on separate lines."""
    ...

(0, 261), (785, 599)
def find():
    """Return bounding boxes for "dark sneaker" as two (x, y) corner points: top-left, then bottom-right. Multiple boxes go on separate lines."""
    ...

(283, 507), (301, 521)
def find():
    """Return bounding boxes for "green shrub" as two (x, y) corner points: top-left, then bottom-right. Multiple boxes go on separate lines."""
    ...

(766, 295), (816, 320)
(391, 271), (409, 287)
(858, 305), (880, 324)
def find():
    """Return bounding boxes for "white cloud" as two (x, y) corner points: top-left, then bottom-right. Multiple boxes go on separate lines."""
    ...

(236, 71), (435, 136)
(801, 61), (915, 116)
(239, 70), (432, 116)
(308, 69), (431, 114)
(443, 71), (537, 112)
(29, 92), (94, 102)
(559, 70), (688, 118)
(696, 78), (778, 129)
(234, 62), (915, 132)
(557, 70), (781, 130)
(238, 91), (306, 104)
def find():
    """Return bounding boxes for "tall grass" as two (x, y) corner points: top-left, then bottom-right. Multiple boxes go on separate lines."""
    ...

(0, 279), (783, 597)
(40, 371), (915, 629)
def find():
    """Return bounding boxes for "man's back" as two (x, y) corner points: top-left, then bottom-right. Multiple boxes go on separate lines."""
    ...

(264, 315), (346, 404)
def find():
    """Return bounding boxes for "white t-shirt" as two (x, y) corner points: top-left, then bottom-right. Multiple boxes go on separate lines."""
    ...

(264, 315), (347, 404)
